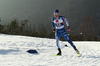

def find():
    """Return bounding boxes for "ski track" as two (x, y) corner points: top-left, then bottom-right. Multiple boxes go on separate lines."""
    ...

(0, 34), (100, 66)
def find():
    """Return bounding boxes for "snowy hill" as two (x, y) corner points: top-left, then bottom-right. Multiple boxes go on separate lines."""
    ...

(0, 34), (100, 66)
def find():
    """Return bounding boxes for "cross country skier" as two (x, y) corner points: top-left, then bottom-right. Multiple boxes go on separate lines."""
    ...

(52, 9), (80, 56)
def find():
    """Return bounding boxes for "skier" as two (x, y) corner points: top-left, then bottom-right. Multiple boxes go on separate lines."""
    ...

(52, 9), (80, 56)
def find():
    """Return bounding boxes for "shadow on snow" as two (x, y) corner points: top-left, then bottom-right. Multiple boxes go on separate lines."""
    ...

(0, 49), (20, 55)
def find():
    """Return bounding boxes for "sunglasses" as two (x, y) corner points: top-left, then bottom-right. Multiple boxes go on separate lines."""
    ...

(54, 13), (58, 15)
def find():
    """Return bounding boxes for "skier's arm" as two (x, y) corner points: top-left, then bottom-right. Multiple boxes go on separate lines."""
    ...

(52, 18), (55, 32)
(52, 22), (55, 29)
(63, 16), (69, 27)
(62, 16), (70, 31)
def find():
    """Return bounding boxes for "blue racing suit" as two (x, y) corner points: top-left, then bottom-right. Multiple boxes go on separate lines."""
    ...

(52, 16), (75, 48)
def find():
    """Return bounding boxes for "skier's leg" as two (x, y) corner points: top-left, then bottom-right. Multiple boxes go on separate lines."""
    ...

(62, 32), (75, 47)
(55, 33), (61, 49)
(62, 32), (80, 55)
(55, 32), (61, 55)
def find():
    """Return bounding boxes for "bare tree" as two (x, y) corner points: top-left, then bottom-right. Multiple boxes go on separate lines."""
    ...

(81, 17), (97, 40)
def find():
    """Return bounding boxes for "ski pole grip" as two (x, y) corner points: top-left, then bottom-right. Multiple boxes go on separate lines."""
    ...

(67, 26), (70, 31)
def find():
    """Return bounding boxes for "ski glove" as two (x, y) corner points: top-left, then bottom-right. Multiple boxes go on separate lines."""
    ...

(52, 29), (55, 32)
(67, 26), (70, 31)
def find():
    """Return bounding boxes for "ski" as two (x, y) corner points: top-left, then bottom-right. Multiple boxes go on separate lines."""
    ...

(77, 53), (81, 57)
(52, 55), (61, 56)
(52, 54), (81, 57)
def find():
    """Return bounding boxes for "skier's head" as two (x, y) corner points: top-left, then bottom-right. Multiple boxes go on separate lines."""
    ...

(54, 9), (59, 18)
(54, 9), (59, 13)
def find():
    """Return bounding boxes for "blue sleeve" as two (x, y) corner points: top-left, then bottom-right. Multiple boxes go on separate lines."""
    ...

(52, 18), (55, 29)
(62, 16), (69, 27)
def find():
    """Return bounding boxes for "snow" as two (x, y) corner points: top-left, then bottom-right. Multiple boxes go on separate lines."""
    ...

(0, 34), (100, 66)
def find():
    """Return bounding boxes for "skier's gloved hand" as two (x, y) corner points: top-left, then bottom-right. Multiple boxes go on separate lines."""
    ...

(52, 29), (55, 32)
(67, 26), (70, 31)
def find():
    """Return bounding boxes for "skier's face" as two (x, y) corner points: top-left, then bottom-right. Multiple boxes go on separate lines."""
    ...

(54, 13), (59, 18)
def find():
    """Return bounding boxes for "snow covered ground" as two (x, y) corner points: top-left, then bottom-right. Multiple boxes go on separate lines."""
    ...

(0, 34), (100, 66)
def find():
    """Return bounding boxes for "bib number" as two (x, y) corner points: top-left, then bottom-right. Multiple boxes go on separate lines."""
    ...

(56, 23), (60, 27)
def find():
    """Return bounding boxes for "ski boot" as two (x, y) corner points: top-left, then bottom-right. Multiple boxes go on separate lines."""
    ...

(56, 48), (62, 55)
(73, 46), (80, 57)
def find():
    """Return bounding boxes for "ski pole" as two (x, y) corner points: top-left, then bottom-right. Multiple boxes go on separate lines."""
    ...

(67, 29), (75, 33)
